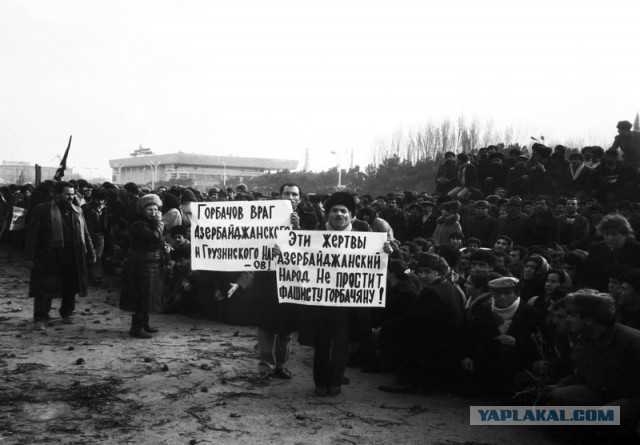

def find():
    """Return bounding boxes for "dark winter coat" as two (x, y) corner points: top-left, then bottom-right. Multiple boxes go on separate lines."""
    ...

(557, 214), (591, 249)
(26, 201), (95, 300)
(119, 217), (166, 313)
(585, 239), (640, 292)
(464, 301), (543, 376)
(525, 211), (559, 247)
(463, 214), (498, 247)
(379, 277), (465, 369)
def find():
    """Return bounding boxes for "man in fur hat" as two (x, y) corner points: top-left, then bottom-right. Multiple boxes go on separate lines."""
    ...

(378, 252), (465, 394)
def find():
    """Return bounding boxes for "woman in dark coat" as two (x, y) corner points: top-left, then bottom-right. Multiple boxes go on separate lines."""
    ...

(120, 194), (165, 338)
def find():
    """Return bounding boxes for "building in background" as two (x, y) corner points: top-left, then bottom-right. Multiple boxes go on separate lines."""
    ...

(109, 152), (299, 189)
(0, 161), (68, 185)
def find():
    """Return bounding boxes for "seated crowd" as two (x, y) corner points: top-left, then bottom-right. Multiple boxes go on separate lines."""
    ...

(2, 130), (640, 439)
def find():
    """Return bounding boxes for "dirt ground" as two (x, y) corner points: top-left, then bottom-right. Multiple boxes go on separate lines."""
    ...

(0, 247), (573, 445)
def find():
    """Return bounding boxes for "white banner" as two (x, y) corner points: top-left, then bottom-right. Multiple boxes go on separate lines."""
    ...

(275, 230), (388, 308)
(190, 200), (293, 271)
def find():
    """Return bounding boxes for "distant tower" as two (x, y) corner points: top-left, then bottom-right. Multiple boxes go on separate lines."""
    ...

(303, 148), (309, 172)
(350, 149), (354, 169)
(634, 112), (640, 131)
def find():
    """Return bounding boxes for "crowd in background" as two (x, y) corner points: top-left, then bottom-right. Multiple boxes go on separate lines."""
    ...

(1, 120), (640, 439)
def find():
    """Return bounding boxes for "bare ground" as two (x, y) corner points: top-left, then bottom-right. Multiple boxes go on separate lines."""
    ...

(0, 248), (572, 445)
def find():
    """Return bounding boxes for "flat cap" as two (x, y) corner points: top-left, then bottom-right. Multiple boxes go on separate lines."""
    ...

(473, 200), (490, 209)
(488, 276), (519, 290)
(507, 196), (523, 207)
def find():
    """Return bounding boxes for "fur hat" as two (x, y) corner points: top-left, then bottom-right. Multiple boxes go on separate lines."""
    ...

(137, 193), (162, 212)
(617, 120), (633, 131)
(417, 253), (449, 274)
(181, 189), (197, 203)
(325, 191), (356, 215)
(440, 200), (461, 214)
(388, 259), (411, 281)
(170, 225), (188, 238)
(124, 182), (139, 195)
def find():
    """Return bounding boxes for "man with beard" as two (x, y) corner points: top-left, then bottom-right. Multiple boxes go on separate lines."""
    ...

(26, 181), (96, 330)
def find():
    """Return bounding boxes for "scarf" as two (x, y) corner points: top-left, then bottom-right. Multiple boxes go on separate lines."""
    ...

(570, 163), (585, 180)
(491, 297), (520, 334)
(50, 201), (65, 248)
(50, 201), (86, 250)
(457, 163), (468, 186)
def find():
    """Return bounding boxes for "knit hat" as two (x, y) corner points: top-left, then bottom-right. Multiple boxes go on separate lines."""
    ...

(324, 191), (356, 215)
(137, 193), (162, 212)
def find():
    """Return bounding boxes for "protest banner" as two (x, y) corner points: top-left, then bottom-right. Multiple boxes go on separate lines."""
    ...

(275, 230), (388, 308)
(190, 200), (293, 271)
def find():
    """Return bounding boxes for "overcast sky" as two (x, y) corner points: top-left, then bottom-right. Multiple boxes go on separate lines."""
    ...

(1, 0), (639, 179)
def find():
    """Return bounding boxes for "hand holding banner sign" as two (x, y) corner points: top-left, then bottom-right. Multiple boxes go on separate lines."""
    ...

(275, 230), (388, 308)
(190, 200), (293, 271)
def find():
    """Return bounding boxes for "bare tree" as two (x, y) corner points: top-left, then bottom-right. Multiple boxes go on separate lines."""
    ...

(481, 120), (495, 147)
(439, 119), (453, 153)
(468, 118), (481, 151)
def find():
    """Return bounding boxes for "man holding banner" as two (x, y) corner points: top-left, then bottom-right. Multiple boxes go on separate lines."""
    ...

(282, 191), (391, 397)
(248, 183), (304, 380)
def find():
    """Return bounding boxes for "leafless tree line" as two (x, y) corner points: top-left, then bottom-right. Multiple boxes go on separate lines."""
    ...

(372, 115), (533, 166)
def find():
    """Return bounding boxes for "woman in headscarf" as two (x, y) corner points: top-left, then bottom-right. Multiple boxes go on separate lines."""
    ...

(527, 269), (571, 316)
(519, 254), (550, 303)
(120, 194), (165, 338)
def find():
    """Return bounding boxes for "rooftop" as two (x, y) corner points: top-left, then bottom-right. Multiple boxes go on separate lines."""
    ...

(109, 152), (298, 170)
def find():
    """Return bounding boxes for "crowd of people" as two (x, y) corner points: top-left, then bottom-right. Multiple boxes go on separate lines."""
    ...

(1, 120), (640, 439)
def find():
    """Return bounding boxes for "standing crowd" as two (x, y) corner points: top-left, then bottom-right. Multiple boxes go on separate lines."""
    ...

(1, 120), (640, 440)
